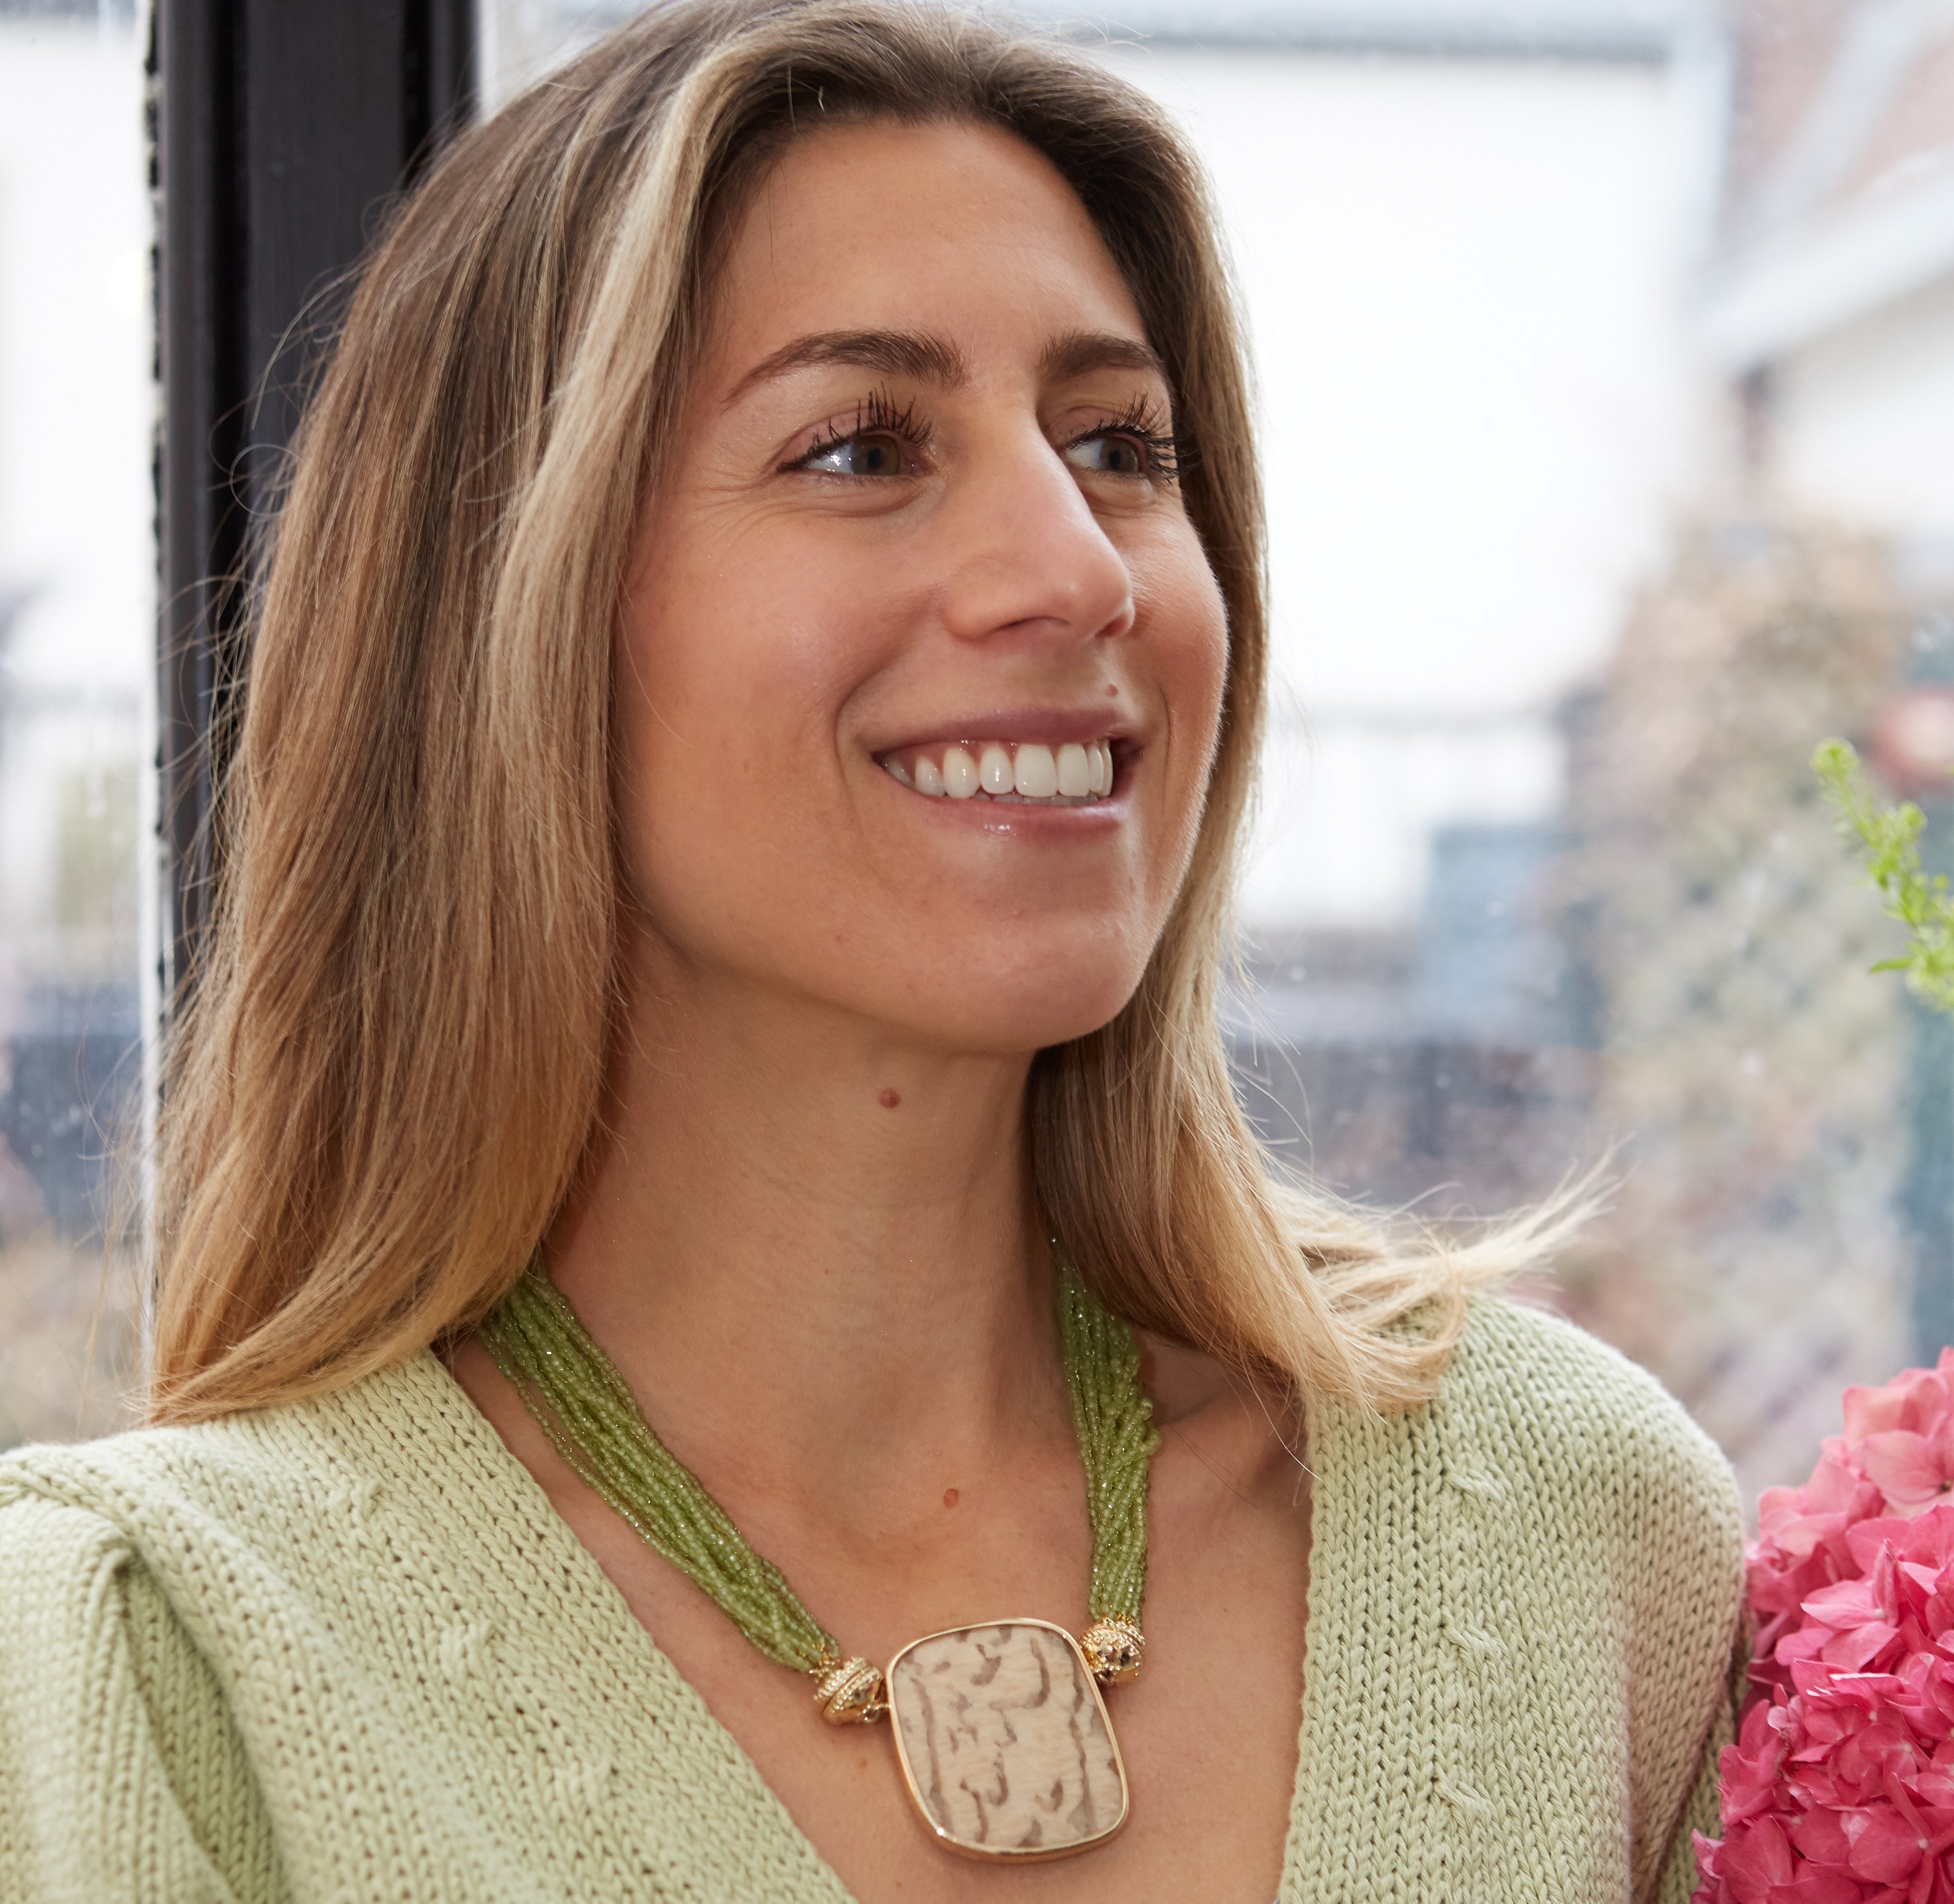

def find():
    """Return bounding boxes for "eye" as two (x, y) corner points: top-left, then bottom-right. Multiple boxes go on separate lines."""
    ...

(798, 430), (913, 478)
(1060, 402), (1181, 485)
(1063, 432), (1152, 478)
(782, 390), (932, 481)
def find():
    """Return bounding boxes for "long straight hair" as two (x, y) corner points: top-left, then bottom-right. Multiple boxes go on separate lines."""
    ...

(147, 0), (1573, 1425)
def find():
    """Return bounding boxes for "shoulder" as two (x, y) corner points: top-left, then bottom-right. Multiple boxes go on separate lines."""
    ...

(0, 1353), (483, 1632)
(0, 1356), (480, 1871)
(1442, 1296), (1737, 1517)
(0, 1442), (291, 1903)
(2, 1350), (463, 1528)
(1435, 1294), (1745, 1612)
(0, 1474), (141, 1651)
(0, 1410), (312, 1701)
(0, 1421), (234, 1584)
(1310, 1292), (1743, 1612)
(1, 1407), (318, 1578)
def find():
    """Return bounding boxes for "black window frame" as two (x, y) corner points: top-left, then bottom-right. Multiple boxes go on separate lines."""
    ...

(153, 0), (476, 1011)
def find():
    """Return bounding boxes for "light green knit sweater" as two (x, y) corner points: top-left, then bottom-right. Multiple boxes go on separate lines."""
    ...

(0, 1297), (1743, 1902)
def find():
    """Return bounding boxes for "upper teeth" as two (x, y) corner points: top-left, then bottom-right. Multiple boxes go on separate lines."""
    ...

(882, 740), (1115, 802)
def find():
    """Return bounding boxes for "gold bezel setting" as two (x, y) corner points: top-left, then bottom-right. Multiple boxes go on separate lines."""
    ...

(883, 1618), (1131, 1863)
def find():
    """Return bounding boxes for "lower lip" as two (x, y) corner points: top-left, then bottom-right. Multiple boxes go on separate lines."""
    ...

(874, 760), (1132, 833)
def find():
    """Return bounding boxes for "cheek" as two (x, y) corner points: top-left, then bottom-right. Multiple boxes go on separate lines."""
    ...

(615, 551), (820, 916)
(1145, 549), (1231, 856)
(612, 522), (902, 965)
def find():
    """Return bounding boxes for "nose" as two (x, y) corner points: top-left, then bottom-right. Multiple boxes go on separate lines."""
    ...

(935, 425), (1137, 649)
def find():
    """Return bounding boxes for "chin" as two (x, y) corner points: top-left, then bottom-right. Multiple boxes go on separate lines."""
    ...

(876, 961), (1146, 1057)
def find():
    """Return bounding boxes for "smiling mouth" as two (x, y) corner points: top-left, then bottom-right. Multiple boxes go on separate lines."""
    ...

(877, 739), (1119, 805)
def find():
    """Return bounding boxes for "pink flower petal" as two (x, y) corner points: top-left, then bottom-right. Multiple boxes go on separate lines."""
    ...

(1711, 1357), (1954, 1904)
(1807, 1575), (1896, 1625)
(1722, 1816), (1795, 1900)
(1856, 1521), (1932, 1573)
(1864, 1434), (1951, 1507)
(1821, 1623), (1904, 1672)
(1844, 1797), (1930, 1882)
(1850, 1382), (1921, 1442)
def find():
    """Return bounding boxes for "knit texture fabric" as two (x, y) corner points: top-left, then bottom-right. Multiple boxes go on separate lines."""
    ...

(0, 1296), (1743, 1902)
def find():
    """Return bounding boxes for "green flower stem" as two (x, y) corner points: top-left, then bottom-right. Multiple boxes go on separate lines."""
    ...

(1815, 738), (1954, 1015)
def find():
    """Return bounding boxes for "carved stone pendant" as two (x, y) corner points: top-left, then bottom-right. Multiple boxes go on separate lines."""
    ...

(884, 1619), (1130, 1861)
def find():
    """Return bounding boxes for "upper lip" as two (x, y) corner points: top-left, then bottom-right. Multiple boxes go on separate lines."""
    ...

(868, 708), (1138, 753)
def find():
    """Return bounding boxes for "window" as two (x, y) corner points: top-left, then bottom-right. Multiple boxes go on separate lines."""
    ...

(0, 0), (148, 1445)
(0, 0), (473, 1448)
(1113, 8), (1953, 1503)
(15, 0), (1947, 1514)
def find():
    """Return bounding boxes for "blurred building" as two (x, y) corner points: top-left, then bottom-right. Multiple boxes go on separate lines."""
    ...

(1702, 0), (1954, 543)
(1572, 0), (1954, 1495)
(1238, 0), (1954, 1500)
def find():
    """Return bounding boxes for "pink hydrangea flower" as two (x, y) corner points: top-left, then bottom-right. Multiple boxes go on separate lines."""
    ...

(1695, 1349), (1954, 1903)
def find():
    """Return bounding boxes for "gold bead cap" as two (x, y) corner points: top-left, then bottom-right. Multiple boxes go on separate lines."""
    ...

(1080, 1617), (1145, 1686)
(814, 1656), (887, 1725)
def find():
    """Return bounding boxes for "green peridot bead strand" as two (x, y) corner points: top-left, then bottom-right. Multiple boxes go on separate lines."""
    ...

(477, 1268), (835, 1673)
(1057, 1262), (1161, 1627)
(476, 1251), (1158, 1675)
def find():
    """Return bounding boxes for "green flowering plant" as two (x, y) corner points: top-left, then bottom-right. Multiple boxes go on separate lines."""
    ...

(1813, 737), (1954, 1015)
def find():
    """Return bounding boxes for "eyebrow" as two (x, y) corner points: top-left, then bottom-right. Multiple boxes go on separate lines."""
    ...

(725, 330), (968, 403)
(723, 326), (1170, 404)
(1038, 329), (1170, 387)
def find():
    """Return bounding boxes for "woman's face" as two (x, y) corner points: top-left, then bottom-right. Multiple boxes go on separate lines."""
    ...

(617, 118), (1229, 1056)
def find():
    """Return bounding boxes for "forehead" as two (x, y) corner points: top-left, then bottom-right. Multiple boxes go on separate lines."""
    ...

(703, 117), (1152, 383)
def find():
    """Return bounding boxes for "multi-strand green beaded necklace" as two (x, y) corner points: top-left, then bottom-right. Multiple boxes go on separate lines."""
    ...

(477, 1256), (1161, 1863)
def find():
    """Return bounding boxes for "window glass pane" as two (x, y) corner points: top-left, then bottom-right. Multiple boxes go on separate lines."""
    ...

(487, 0), (1948, 1505)
(0, 0), (149, 1448)
(1101, 34), (1906, 1510)
(478, 0), (637, 109)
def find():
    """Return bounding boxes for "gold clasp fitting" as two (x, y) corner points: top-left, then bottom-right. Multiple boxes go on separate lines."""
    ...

(812, 1655), (887, 1725)
(1079, 1617), (1145, 1685)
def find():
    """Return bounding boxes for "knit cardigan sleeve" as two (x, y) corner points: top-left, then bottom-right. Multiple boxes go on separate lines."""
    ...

(0, 1487), (286, 1904)
(1658, 1721), (1730, 1904)
(1656, 1609), (1747, 1903)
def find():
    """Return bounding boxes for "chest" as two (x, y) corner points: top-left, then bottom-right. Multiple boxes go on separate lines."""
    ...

(550, 1436), (1312, 1904)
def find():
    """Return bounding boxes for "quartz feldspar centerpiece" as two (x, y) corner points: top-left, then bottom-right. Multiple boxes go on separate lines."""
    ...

(885, 1620), (1129, 1860)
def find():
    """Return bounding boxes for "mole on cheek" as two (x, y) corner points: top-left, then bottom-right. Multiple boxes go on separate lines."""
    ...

(878, 1087), (900, 1109)
(943, 1488), (960, 1508)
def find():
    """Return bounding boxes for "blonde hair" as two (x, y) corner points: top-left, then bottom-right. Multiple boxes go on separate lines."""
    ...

(148, 0), (1573, 1426)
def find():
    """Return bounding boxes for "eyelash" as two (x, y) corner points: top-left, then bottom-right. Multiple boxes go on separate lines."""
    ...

(782, 390), (933, 472)
(1087, 395), (1182, 485)
(780, 389), (1183, 483)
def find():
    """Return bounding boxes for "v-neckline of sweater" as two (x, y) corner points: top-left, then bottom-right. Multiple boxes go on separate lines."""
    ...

(415, 1347), (1327, 1902)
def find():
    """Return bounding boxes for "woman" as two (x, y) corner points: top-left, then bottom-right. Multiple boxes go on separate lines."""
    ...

(0, 3), (1742, 1898)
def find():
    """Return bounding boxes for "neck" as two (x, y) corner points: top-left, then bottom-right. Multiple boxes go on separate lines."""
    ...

(544, 937), (1070, 1520)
